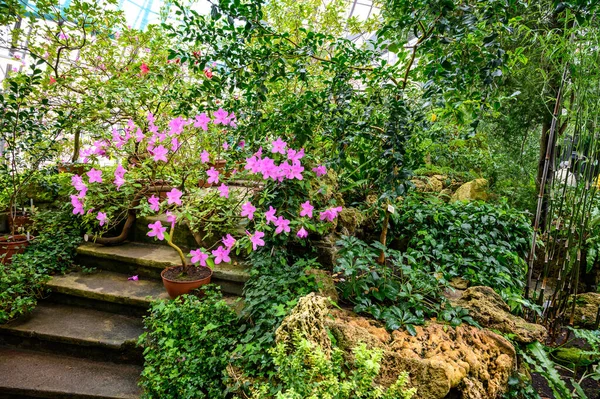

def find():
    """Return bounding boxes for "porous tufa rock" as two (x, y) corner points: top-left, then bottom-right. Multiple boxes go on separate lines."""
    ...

(450, 286), (547, 344)
(571, 292), (600, 328)
(451, 178), (489, 202)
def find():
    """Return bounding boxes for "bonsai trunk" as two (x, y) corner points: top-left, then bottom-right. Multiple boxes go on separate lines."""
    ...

(166, 224), (188, 273)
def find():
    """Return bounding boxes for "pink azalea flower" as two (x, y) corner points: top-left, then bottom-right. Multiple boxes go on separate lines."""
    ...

(86, 168), (103, 183)
(71, 175), (87, 192)
(97, 212), (108, 227)
(217, 183), (229, 198)
(287, 148), (305, 163)
(200, 150), (210, 163)
(319, 206), (343, 222)
(274, 217), (291, 234)
(313, 165), (327, 177)
(114, 176), (125, 190)
(222, 234), (236, 249)
(241, 201), (256, 220)
(147, 112), (155, 123)
(264, 206), (278, 224)
(115, 164), (127, 178)
(248, 230), (265, 250)
(166, 211), (177, 227)
(222, 141), (229, 150)
(171, 137), (180, 152)
(151, 145), (168, 162)
(190, 249), (209, 266)
(287, 162), (304, 180)
(169, 117), (186, 136)
(297, 227), (308, 238)
(239, 140), (246, 149)
(166, 188), (183, 205)
(194, 113), (211, 131)
(58, 31), (68, 40)
(271, 137), (287, 154)
(244, 155), (261, 173)
(300, 201), (314, 218)
(258, 157), (278, 180)
(70, 195), (84, 215)
(147, 220), (167, 241)
(204, 68), (213, 79)
(148, 195), (161, 212)
(135, 128), (145, 142)
(128, 275), (139, 281)
(140, 63), (149, 75)
(213, 108), (229, 125)
(211, 245), (231, 264)
(207, 167), (220, 184)
(226, 112), (237, 128)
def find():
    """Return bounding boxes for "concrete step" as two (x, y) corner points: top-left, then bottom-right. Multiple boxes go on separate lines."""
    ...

(0, 303), (142, 363)
(0, 346), (141, 398)
(76, 242), (249, 295)
(46, 270), (244, 315)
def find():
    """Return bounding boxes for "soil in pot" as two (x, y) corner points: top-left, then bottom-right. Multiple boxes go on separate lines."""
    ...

(0, 235), (33, 264)
(161, 265), (212, 299)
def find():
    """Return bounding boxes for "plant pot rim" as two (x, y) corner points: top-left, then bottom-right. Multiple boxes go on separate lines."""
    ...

(160, 265), (213, 284)
(0, 234), (35, 243)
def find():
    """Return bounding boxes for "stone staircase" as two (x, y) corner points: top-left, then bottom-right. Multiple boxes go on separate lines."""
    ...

(0, 235), (248, 398)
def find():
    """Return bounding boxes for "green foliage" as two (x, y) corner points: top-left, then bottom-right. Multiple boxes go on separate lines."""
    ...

(334, 236), (476, 334)
(521, 341), (572, 399)
(235, 251), (319, 377)
(138, 287), (238, 399)
(392, 195), (532, 300)
(249, 337), (416, 399)
(0, 209), (82, 324)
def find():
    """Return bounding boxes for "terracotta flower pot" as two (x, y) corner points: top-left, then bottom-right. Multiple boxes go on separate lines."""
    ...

(161, 265), (213, 299)
(0, 235), (34, 264)
(57, 163), (88, 175)
(209, 159), (227, 171)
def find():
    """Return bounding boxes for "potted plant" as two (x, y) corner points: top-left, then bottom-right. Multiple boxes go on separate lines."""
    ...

(71, 109), (342, 297)
(0, 58), (64, 263)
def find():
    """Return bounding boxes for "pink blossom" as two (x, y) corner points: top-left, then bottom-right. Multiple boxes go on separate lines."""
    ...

(222, 234), (236, 249)
(312, 165), (327, 177)
(211, 246), (231, 264)
(97, 212), (108, 227)
(244, 155), (261, 173)
(135, 128), (145, 142)
(114, 164), (127, 179)
(140, 63), (149, 75)
(300, 201), (314, 218)
(217, 183), (229, 198)
(147, 220), (167, 241)
(194, 113), (211, 131)
(297, 227), (308, 238)
(222, 142), (229, 150)
(71, 175), (86, 192)
(271, 137), (287, 154)
(147, 112), (155, 123)
(166, 188), (183, 205)
(200, 150), (210, 164)
(70, 195), (84, 215)
(190, 249), (209, 266)
(171, 137), (180, 152)
(226, 112), (237, 128)
(248, 230), (265, 250)
(319, 206), (343, 222)
(166, 211), (177, 227)
(148, 195), (160, 212)
(274, 217), (291, 234)
(204, 68), (213, 79)
(241, 201), (256, 220)
(239, 140), (245, 149)
(87, 168), (103, 183)
(207, 167), (220, 184)
(114, 176), (125, 190)
(264, 206), (278, 224)
(287, 148), (305, 163)
(151, 145), (168, 162)
(213, 108), (229, 125)
(58, 31), (68, 40)
(169, 117), (186, 136)
(258, 157), (278, 180)
(287, 162), (304, 180)
(128, 275), (139, 281)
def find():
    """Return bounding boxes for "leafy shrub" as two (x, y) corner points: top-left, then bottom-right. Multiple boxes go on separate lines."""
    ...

(0, 210), (81, 323)
(391, 194), (532, 298)
(235, 250), (319, 377)
(334, 236), (475, 334)
(138, 287), (238, 399)
(249, 336), (416, 399)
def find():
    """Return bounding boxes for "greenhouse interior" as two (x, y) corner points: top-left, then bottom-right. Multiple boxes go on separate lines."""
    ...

(1, 0), (600, 398)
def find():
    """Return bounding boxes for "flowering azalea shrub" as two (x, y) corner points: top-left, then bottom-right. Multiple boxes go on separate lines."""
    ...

(69, 109), (343, 272)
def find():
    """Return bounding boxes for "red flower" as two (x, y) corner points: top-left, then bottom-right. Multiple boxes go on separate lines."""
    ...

(140, 63), (149, 75)
(204, 68), (213, 79)
(49, 76), (56, 84)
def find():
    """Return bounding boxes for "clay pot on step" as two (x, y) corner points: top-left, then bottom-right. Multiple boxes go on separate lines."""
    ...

(0, 235), (34, 264)
(161, 265), (213, 298)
